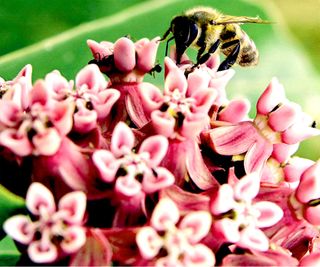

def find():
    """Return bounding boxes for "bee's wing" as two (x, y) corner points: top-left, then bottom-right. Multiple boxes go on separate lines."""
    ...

(216, 15), (271, 25)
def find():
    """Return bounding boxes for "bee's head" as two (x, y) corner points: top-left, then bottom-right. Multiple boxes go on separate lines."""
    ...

(171, 16), (198, 64)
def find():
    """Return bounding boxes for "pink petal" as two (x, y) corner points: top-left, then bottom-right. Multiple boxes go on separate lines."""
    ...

(0, 129), (32, 156)
(213, 218), (240, 243)
(3, 215), (34, 244)
(135, 37), (160, 72)
(26, 182), (56, 216)
(210, 184), (235, 215)
(30, 80), (48, 106)
(33, 128), (62, 156)
(164, 68), (187, 96)
(138, 135), (168, 167)
(69, 228), (112, 266)
(75, 64), (107, 93)
(111, 122), (135, 157)
(0, 100), (21, 127)
(205, 122), (258, 155)
(190, 89), (216, 114)
(282, 123), (320, 144)
(58, 191), (86, 224)
(283, 157), (314, 183)
(218, 99), (251, 123)
(60, 226), (86, 254)
(151, 111), (175, 138)
(151, 198), (180, 231)
(253, 201), (283, 228)
(115, 176), (142, 197)
(183, 244), (216, 267)
(304, 205), (320, 225)
(181, 113), (209, 139)
(234, 172), (260, 202)
(295, 162), (320, 203)
(142, 167), (175, 193)
(28, 240), (58, 263)
(179, 211), (212, 243)
(138, 82), (163, 115)
(50, 100), (75, 135)
(92, 150), (119, 182)
(113, 37), (136, 72)
(299, 252), (320, 266)
(268, 102), (300, 132)
(136, 226), (163, 259)
(73, 103), (98, 133)
(256, 77), (286, 115)
(272, 143), (299, 163)
(244, 139), (273, 173)
(239, 227), (269, 251)
(87, 39), (114, 59)
(186, 69), (211, 96)
(185, 140), (218, 190)
(92, 89), (120, 120)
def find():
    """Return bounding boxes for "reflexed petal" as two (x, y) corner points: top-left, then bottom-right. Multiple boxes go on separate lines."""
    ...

(179, 211), (212, 243)
(210, 184), (235, 215)
(75, 64), (107, 93)
(142, 167), (174, 193)
(218, 99), (251, 123)
(111, 122), (135, 157)
(114, 37), (136, 72)
(282, 123), (320, 144)
(183, 244), (215, 267)
(58, 191), (86, 224)
(283, 157), (314, 183)
(272, 143), (299, 164)
(3, 215), (34, 244)
(60, 226), (86, 254)
(151, 198), (180, 231)
(136, 226), (163, 259)
(253, 201), (283, 228)
(28, 240), (58, 263)
(151, 111), (175, 138)
(138, 135), (168, 167)
(26, 182), (56, 216)
(33, 128), (62, 156)
(0, 100), (21, 127)
(304, 205), (320, 226)
(181, 113), (209, 139)
(92, 150), (119, 182)
(164, 68), (187, 95)
(92, 89), (120, 120)
(30, 80), (48, 106)
(295, 162), (320, 203)
(234, 172), (260, 202)
(115, 176), (142, 197)
(135, 37), (160, 72)
(0, 129), (32, 156)
(213, 218), (240, 243)
(239, 227), (269, 251)
(256, 77), (286, 115)
(299, 252), (320, 266)
(205, 122), (257, 155)
(268, 102), (300, 132)
(50, 101), (75, 135)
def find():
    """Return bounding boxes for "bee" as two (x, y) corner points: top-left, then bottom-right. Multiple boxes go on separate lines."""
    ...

(161, 7), (270, 71)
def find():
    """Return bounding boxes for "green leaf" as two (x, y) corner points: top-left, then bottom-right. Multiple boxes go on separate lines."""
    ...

(0, 184), (25, 240)
(0, 236), (20, 266)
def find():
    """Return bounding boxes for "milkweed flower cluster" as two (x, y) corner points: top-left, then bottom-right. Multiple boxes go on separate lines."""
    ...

(1, 35), (320, 266)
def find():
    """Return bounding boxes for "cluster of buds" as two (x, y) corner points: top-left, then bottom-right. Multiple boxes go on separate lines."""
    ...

(1, 35), (320, 266)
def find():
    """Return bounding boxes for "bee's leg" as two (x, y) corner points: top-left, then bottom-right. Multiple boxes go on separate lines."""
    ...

(218, 40), (240, 71)
(195, 39), (220, 66)
(165, 36), (174, 57)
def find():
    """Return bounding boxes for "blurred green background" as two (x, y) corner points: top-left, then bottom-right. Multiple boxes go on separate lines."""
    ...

(0, 0), (319, 160)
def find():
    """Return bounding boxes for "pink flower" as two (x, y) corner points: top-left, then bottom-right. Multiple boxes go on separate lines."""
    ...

(210, 173), (283, 251)
(0, 80), (74, 156)
(293, 161), (320, 225)
(136, 198), (215, 266)
(93, 122), (174, 198)
(3, 183), (86, 263)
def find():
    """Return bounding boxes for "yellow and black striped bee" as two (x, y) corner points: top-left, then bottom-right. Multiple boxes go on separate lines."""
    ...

(161, 7), (270, 71)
